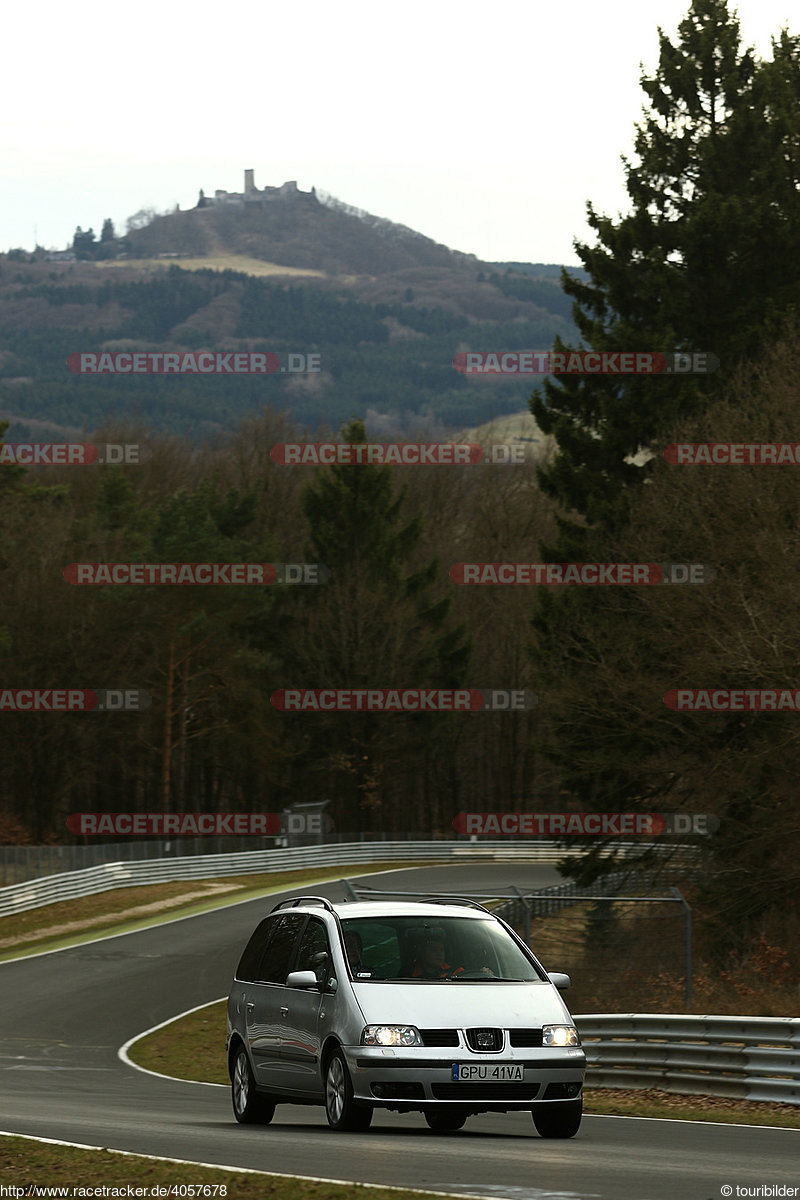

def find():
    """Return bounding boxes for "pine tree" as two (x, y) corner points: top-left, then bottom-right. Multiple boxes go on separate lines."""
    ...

(272, 418), (471, 832)
(528, 327), (800, 955)
(531, 0), (800, 533)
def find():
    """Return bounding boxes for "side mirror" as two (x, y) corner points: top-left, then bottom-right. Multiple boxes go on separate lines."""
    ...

(286, 970), (320, 989)
(547, 972), (571, 991)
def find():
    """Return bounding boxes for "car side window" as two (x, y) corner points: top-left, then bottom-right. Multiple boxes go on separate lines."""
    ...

(235, 917), (277, 982)
(292, 917), (331, 984)
(257, 913), (305, 983)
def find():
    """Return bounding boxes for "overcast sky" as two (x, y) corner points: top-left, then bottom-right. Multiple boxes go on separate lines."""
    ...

(2, 0), (794, 265)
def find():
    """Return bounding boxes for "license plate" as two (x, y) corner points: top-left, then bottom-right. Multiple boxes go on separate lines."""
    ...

(451, 1063), (523, 1082)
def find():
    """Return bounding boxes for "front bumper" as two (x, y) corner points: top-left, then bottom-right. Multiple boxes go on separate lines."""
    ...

(346, 1046), (586, 1108)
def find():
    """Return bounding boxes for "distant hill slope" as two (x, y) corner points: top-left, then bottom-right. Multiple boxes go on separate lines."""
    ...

(126, 190), (475, 277)
(0, 191), (584, 441)
(122, 189), (586, 321)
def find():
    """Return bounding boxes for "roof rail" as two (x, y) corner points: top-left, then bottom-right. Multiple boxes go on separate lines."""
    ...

(270, 895), (337, 914)
(419, 895), (492, 913)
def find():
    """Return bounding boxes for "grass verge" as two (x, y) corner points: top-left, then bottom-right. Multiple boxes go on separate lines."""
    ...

(0, 1134), (467, 1198)
(583, 1087), (800, 1127)
(129, 999), (800, 1129)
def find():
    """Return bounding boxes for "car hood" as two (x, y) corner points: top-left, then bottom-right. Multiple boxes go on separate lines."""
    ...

(351, 981), (572, 1028)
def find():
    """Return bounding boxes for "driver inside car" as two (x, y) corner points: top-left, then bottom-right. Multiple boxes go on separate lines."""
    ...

(412, 932), (464, 978)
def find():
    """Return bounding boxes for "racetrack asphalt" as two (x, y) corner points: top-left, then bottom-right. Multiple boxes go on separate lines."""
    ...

(1, 862), (797, 1200)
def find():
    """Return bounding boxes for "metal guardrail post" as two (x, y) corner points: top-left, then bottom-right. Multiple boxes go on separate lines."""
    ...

(671, 886), (692, 1008)
(511, 884), (531, 945)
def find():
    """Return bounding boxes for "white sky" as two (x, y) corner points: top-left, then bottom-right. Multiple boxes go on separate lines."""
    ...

(1, 0), (794, 265)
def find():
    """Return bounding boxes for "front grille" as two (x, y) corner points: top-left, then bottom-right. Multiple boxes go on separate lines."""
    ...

(465, 1027), (503, 1052)
(420, 1029), (459, 1047)
(509, 1028), (544, 1047)
(432, 1083), (541, 1101)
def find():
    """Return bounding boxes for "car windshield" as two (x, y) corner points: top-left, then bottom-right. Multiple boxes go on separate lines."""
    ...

(339, 915), (543, 982)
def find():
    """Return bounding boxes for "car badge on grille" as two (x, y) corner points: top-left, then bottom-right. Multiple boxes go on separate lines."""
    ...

(477, 1031), (493, 1048)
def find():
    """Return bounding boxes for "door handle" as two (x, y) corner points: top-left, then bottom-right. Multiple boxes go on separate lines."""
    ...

(246, 1002), (254, 1013)
(280, 1006), (289, 1016)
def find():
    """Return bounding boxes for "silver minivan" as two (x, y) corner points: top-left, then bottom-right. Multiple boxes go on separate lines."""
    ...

(226, 895), (585, 1136)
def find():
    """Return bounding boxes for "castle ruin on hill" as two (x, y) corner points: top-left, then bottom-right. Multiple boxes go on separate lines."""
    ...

(197, 169), (317, 208)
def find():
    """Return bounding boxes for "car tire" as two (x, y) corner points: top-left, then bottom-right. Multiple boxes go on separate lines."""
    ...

(424, 1107), (468, 1132)
(532, 1097), (582, 1138)
(231, 1047), (276, 1125)
(324, 1048), (373, 1131)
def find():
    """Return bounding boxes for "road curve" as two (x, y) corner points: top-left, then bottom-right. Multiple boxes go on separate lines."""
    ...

(0, 863), (797, 1200)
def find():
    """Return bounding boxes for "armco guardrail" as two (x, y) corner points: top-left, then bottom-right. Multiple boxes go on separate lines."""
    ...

(0, 834), (701, 887)
(0, 840), (696, 917)
(575, 1014), (800, 1104)
(0, 834), (596, 887)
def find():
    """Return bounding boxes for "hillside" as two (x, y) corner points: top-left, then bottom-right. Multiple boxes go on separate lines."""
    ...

(125, 186), (472, 277)
(0, 183), (586, 440)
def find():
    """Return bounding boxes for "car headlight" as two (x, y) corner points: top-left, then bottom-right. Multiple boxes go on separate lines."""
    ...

(361, 1025), (421, 1047)
(542, 1024), (581, 1047)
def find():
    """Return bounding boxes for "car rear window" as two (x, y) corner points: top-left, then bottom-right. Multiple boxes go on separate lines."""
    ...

(235, 917), (276, 982)
(257, 913), (305, 983)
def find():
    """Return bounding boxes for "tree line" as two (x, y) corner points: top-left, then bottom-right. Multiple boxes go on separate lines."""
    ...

(0, 413), (553, 844)
(0, 265), (572, 438)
